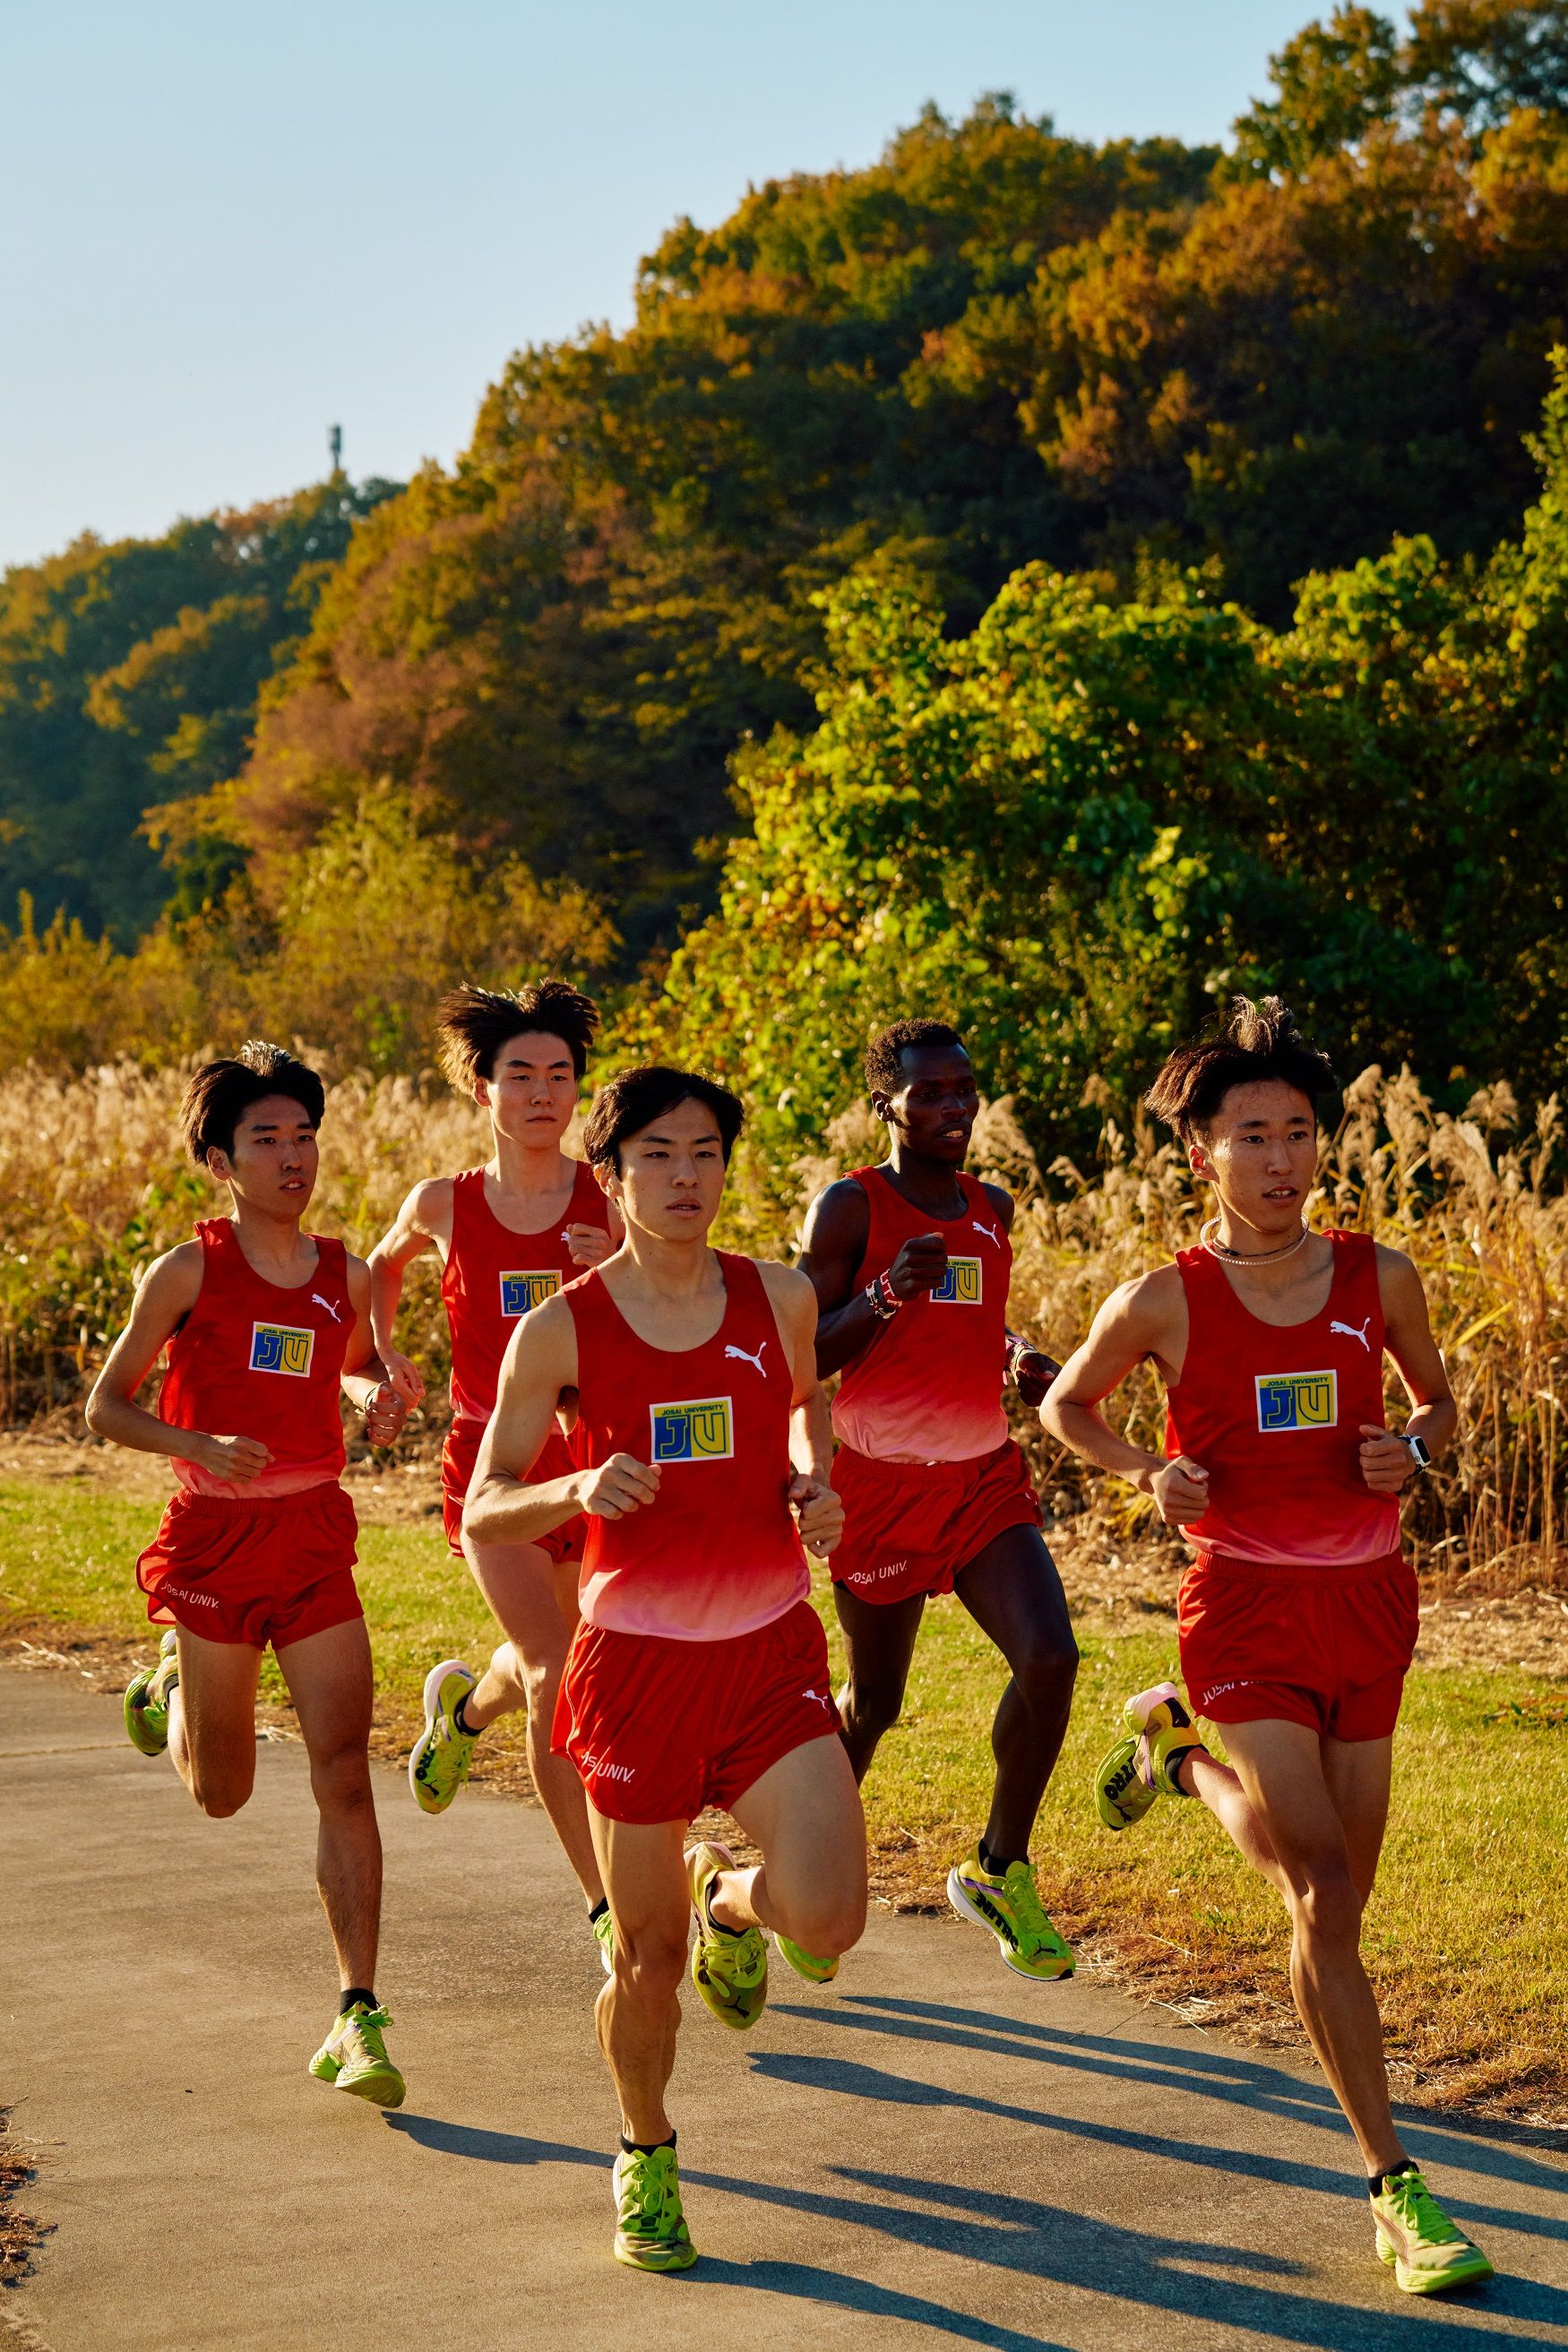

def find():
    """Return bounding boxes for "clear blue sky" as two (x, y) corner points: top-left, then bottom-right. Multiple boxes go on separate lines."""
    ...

(2, 1), (1408, 573)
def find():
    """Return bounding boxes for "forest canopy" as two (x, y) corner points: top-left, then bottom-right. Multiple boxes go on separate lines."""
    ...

(3, 3), (1567, 1111)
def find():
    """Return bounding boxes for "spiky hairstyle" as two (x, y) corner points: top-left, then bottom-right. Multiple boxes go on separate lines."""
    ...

(864, 1018), (966, 1098)
(582, 1064), (744, 1174)
(179, 1041), (324, 1166)
(435, 979), (600, 1091)
(1145, 996), (1336, 1142)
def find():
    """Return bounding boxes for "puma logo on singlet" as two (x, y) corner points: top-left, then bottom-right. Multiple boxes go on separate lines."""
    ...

(971, 1219), (1002, 1248)
(1331, 1317), (1373, 1353)
(802, 1689), (831, 1707)
(724, 1340), (768, 1374)
(311, 1293), (342, 1324)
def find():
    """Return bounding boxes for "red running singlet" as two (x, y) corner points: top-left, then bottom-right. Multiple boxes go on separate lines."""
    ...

(1165, 1229), (1400, 1569)
(564, 1253), (808, 1641)
(831, 1166), (1010, 1463)
(158, 1219), (353, 1499)
(442, 1161), (609, 1430)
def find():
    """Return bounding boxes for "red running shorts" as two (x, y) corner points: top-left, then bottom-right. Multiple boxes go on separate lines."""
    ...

(830, 1437), (1042, 1605)
(1178, 1548), (1418, 1743)
(136, 1483), (362, 1651)
(442, 1417), (585, 1566)
(553, 1597), (839, 1824)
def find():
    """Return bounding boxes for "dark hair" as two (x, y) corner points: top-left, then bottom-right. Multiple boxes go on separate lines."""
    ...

(1145, 996), (1336, 1142)
(179, 1041), (325, 1167)
(583, 1064), (745, 1175)
(865, 1018), (966, 1098)
(436, 979), (600, 1090)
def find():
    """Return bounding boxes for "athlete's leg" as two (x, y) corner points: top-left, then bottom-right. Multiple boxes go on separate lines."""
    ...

(276, 1617), (382, 1994)
(953, 1522), (1079, 1859)
(715, 1736), (867, 1960)
(1176, 1747), (1286, 1887)
(1323, 1733), (1393, 1904)
(1219, 1719), (1405, 2174)
(168, 1628), (263, 1816)
(461, 1536), (604, 1904)
(589, 1808), (690, 2143)
(832, 1583), (926, 1782)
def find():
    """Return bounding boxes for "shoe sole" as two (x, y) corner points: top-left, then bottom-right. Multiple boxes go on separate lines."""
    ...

(614, 2239), (699, 2272)
(1377, 2236), (1495, 2296)
(946, 1869), (1074, 1981)
(332, 2067), (407, 2110)
(407, 1657), (475, 1814)
(774, 1935), (840, 1985)
(1092, 1732), (1158, 1831)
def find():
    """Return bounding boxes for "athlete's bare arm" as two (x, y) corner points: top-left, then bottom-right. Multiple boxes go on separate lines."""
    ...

(366, 1176), (455, 1409)
(84, 1245), (274, 1484)
(1039, 1264), (1210, 1526)
(759, 1258), (844, 1555)
(463, 1293), (659, 1549)
(1360, 1244), (1456, 1493)
(339, 1253), (411, 1449)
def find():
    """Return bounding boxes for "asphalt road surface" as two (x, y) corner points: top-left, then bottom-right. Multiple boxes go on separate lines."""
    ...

(4, 1667), (1564, 2351)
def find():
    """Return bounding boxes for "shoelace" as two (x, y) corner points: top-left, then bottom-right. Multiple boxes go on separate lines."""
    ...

(345, 2003), (393, 2055)
(1383, 2169), (1461, 2244)
(1004, 1865), (1056, 1951)
(624, 2154), (678, 2232)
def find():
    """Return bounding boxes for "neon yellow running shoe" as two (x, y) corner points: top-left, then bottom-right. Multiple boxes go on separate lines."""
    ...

(308, 2001), (406, 2108)
(774, 1933), (839, 1985)
(685, 1840), (768, 2029)
(124, 1629), (179, 1757)
(592, 1904), (615, 1977)
(408, 1658), (478, 1815)
(946, 1848), (1073, 1981)
(612, 2144), (697, 2271)
(1372, 2166), (1495, 2296)
(1094, 1679), (1208, 1831)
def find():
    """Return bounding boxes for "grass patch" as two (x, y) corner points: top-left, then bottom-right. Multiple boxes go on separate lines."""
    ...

(4, 1472), (1565, 2120)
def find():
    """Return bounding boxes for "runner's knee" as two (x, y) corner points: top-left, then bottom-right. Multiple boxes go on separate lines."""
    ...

(784, 1884), (866, 1958)
(1289, 1862), (1363, 1947)
(309, 1740), (373, 1813)
(188, 1762), (254, 1818)
(843, 1675), (904, 1741)
(1011, 1630), (1080, 1708)
(612, 1929), (687, 2004)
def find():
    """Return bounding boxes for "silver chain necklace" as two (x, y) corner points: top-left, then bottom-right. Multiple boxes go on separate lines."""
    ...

(1200, 1216), (1312, 1267)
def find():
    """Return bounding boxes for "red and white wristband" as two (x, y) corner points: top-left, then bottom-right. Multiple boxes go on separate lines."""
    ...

(865, 1271), (901, 1322)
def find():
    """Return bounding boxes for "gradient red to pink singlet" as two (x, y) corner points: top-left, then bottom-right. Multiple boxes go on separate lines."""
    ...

(442, 1161), (609, 1430)
(565, 1253), (808, 1641)
(1166, 1229), (1400, 1569)
(158, 1219), (352, 1499)
(831, 1166), (1010, 1463)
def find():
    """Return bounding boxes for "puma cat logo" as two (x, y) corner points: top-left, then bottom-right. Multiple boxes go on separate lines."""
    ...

(972, 1219), (1002, 1247)
(311, 1294), (342, 1324)
(725, 1340), (768, 1374)
(1331, 1317), (1373, 1353)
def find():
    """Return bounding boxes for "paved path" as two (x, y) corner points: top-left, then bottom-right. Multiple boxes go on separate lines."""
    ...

(3, 1667), (1564, 2352)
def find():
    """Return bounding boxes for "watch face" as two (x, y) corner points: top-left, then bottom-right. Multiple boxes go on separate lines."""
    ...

(1407, 1434), (1432, 1468)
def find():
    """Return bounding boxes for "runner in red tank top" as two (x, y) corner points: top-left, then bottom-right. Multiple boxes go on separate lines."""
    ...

(86, 1043), (412, 2106)
(1043, 997), (1491, 2299)
(798, 1019), (1078, 1984)
(466, 1064), (866, 2275)
(366, 980), (619, 1961)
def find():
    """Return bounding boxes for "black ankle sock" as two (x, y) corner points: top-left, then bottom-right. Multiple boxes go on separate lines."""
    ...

(979, 1841), (1023, 1875)
(1368, 2163), (1415, 2196)
(620, 2131), (676, 2156)
(588, 1898), (609, 1924)
(452, 1692), (478, 1737)
(340, 1986), (375, 2014)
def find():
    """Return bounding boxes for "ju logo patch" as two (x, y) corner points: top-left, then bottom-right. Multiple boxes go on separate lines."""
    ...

(931, 1257), (982, 1305)
(1255, 1370), (1337, 1431)
(249, 1322), (314, 1377)
(650, 1397), (734, 1462)
(499, 1270), (561, 1318)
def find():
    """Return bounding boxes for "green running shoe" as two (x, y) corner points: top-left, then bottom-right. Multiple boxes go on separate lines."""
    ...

(408, 1657), (478, 1814)
(592, 1904), (616, 1977)
(308, 2001), (406, 2108)
(774, 1933), (839, 1985)
(124, 1629), (179, 1757)
(612, 2144), (697, 2271)
(1094, 1679), (1207, 1831)
(946, 1847), (1074, 1981)
(1372, 2166), (1495, 2296)
(685, 1840), (768, 2029)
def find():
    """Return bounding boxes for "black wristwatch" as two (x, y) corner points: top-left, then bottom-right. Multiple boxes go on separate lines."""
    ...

(1396, 1432), (1432, 1474)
